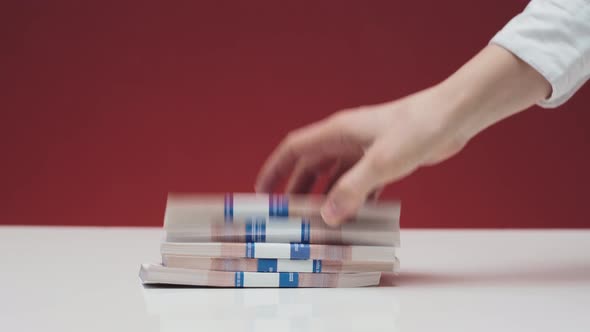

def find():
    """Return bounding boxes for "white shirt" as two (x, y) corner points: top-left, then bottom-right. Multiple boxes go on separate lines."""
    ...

(491, 0), (590, 108)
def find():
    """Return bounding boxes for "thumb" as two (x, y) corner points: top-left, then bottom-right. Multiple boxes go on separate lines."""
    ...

(320, 154), (382, 226)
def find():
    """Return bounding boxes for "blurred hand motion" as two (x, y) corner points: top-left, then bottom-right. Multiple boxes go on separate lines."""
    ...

(256, 45), (551, 226)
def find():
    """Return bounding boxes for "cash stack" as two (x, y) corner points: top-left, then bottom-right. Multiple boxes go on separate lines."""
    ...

(140, 193), (400, 288)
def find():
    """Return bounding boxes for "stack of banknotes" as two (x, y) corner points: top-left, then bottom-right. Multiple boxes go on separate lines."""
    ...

(139, 193), (400, 288)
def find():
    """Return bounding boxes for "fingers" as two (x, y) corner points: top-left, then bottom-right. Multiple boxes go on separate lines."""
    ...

(284, 161), (318, 194)
(323, 157), (359, 195)
(367, 186), (384, 201)
(320, 152), (384, 226)
(321, 143), (415, 226)
(255, 115), (355, 193)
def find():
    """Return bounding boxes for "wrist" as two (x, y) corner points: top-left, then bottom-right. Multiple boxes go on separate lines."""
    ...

(434, 44), (551, 142)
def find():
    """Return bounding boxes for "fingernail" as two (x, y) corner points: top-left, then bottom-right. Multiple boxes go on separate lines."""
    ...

(321, 199), (342, 226)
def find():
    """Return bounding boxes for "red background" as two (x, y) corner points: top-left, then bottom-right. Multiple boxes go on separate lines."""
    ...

(1, 1), (589, 228)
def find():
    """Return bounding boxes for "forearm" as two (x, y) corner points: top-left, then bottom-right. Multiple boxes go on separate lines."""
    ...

(437, 44), (551, 142)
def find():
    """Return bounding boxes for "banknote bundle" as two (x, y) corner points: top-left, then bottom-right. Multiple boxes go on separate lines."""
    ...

(140, 193), (401, 288)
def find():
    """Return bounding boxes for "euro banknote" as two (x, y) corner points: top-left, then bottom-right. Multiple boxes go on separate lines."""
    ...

(162, 255), (399, 273)
(139, 264), (381, 288)
(160, 242), (396, 261)
(165, 215), (400, 246)
(165, 192), (400, 223)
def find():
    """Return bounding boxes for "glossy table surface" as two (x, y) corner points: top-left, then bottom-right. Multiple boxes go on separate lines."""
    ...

(1, 227), (589, 332)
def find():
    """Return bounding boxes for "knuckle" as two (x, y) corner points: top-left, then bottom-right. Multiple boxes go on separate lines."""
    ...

(274, 134), (301, 165)
(283, 130), (302, 149)
(297, 158), (316, 173)
(327, 110), (354, 128)
(324, 110), (358, 141)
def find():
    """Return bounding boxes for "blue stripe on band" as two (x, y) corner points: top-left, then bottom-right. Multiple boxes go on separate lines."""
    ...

(257, 259), (278, 272)
(313, 260), (322, 273)
(290, 243), (310, 259)
(245, 243), (255, 258)
(245, 217), (267, 242)
(259, 220), (266, 242)
(279, 272), (299, 287)
(224, 193), (233, 222)
(245, 221), (253, 242)
(235, 272), (244, 287)
(301, 218), (310, 243)
(269, 194), (289, 217)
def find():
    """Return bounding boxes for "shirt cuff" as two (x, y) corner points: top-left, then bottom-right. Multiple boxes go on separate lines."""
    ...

(490, 0), (590, 109)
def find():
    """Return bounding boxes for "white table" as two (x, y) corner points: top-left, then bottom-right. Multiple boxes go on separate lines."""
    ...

(0, 227), (588, 332)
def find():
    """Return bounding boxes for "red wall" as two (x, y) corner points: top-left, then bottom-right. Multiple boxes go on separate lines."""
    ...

(2, 1), (589, 228)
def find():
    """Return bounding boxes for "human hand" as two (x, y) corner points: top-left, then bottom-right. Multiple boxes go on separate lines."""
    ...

(255, 45), (550, 226)
(254, 87), (466, 225)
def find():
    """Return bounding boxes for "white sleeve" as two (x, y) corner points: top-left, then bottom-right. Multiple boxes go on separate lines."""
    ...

(490, 0), (590, 108)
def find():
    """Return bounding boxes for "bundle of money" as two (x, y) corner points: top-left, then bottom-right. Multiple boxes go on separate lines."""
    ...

(139, 193), (400, 288)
